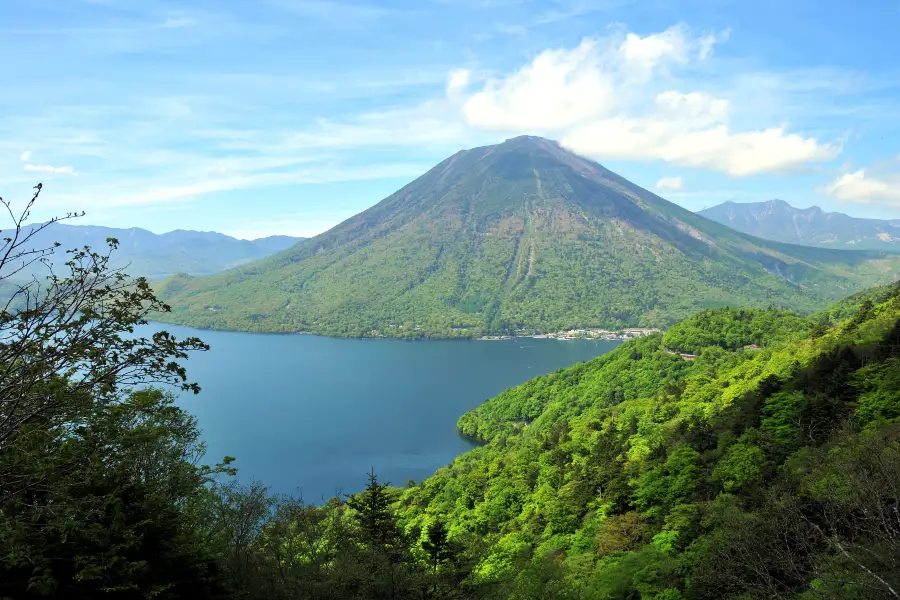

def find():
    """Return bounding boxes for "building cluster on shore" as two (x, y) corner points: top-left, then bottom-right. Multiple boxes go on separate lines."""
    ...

(519, 327), (662, 341)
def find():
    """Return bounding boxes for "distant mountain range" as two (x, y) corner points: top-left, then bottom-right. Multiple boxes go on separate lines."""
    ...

(699, 199), (900, 251)
(155, 136), (900, 338)
(15, 223), (305, 279)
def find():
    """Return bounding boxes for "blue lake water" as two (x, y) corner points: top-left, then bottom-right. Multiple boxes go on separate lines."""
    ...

(138, 324), (620, 501)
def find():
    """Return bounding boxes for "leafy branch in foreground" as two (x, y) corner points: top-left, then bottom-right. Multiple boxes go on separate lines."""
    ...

(0, 184), (225, 598)
(0, 184), (209, 448)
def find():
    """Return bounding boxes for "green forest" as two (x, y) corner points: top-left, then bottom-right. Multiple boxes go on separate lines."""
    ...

(3, 187), (900, 599)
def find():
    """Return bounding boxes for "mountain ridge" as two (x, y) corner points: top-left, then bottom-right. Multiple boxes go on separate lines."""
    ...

(17, 222), (306, 279)
(699, 199), (900, 250)
(156, 136), (900, 337)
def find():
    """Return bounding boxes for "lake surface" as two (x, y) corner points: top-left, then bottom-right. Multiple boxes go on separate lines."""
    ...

(139, 324), (620, 501)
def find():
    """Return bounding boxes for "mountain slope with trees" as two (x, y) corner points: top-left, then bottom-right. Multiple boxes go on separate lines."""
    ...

(156, 137), (900, 338)
(699, 199), (900, 250)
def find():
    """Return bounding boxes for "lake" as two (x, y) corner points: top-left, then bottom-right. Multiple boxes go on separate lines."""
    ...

(139, 324), (621, 501)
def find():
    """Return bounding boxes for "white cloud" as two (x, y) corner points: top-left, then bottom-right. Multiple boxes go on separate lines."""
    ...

(462, 39), (614, 131)
(460, 25), (720, 133)
(698, 29), (729, 60)
(455, 26), (839, 177)
(824, 167), (900, 207)
(655, 91), (730, 123)
(563, 119), (838, 177)
(617, 25), (695, 82)
(446, 69), (471, 94)
(24, 164), (76, 175)
(19, 151), (31, 161)
(655, 176), (685, 191)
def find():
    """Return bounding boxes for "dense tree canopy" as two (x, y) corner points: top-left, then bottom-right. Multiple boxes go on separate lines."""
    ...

(398, 285), (900, 599)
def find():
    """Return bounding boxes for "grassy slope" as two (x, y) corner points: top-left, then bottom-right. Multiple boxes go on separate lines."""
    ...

(155, 137), (900, 338)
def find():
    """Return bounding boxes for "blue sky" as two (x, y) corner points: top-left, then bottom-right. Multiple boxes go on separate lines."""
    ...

(2, 0), (899, 239)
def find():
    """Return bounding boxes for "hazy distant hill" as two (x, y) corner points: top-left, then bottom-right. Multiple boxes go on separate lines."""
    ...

(699, 199), (900, 250)
(15, 223), (305, 279)
(155, 136), (900, 338)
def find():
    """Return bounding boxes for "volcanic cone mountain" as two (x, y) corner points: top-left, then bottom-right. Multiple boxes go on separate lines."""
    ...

(157, 136), (900, 337)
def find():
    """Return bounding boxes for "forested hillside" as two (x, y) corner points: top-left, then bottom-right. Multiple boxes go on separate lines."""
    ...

(398, 281), (900, 599)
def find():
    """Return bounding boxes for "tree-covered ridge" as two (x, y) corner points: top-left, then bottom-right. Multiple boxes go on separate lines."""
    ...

(457, 335), (692, 442)
(660, 307), (812, 353)
(155, 136), (900, 339)
(456, 308), (814, 442)
(394, 286), (900, 599)
(813, 279), (900, 324)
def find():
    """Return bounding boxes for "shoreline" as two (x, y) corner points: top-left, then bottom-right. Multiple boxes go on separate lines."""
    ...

(147, 319), (656, 343)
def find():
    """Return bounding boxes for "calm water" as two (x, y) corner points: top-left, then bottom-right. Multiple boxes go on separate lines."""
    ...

(138, 324), (620, 501)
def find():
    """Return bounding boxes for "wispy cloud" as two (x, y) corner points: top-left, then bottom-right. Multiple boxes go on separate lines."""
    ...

(27, 158), (429, 213)
(263, 0), (403, 23)
(493, 0), (639, 36)
(159, 17), (196, 29)
(24, 164), (76, 175)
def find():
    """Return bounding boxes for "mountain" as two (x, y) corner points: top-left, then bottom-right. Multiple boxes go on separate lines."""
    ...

(156, 136), (900, 337)
(247, 235), (306, 255)
(699, 199), (900, 250)
(15, 223), (305, 279)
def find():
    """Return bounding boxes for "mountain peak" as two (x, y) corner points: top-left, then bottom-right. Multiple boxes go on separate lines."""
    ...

(500, 134), (556, 146)
(504, 134), (543, 142)
(478, 135), (571, 160)
(457, 135), (617, 187)
(765, 199), (791, 208)
(473, 135), (589, 163)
